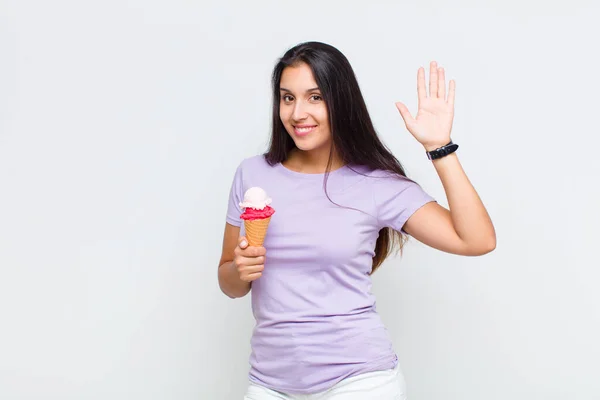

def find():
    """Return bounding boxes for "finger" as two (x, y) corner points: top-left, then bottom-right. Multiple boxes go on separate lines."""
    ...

(242, 246), (266, 257)
(438, 67), (446, 100)
(239, 254), (265, 266)
(240, 265), (265, 281)
(395, 102), (414, 126)
(240, 264), (265, 274)
(238, 236), (248, 249)
(429, 61), (438, 98)
(417, 67), (426, 106)
(447, 79), (456, 107)
(244, 272), (262, 282)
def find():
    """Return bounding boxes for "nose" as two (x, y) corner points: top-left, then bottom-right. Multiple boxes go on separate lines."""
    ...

(292, 101), (308, 121)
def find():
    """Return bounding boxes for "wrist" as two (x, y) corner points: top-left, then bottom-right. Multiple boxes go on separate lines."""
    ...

(431, 151), (458, 163)
(425, 140), (459, 161)
(423, 141), (451, 152)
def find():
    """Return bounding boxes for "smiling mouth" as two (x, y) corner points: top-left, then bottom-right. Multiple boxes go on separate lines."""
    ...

(294, 125), (317, 136)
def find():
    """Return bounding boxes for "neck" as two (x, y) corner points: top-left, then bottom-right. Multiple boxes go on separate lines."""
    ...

(284, 147), (344, 174)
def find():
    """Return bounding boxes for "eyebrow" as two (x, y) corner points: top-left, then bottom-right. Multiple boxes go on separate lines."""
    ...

(279, 87), (320, 93)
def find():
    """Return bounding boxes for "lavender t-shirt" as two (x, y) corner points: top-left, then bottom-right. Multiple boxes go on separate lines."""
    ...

(226, 155), (435, 394)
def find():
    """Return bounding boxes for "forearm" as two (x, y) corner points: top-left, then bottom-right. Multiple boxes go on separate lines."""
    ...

(432, 153), (496, 250)
(218, 260), (251, 298)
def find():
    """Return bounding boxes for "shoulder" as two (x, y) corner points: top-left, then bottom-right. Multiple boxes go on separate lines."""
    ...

(351, 167), (429, 208)
(235, 154), (273, 176)
(349, 165), (417, 185)
(233, 154), (276, 174)
(237, 154), (270, 168)
(230, 154), (283, 189)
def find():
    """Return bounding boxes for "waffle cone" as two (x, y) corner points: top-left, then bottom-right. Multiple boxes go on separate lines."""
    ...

(244, 217), (272, 246)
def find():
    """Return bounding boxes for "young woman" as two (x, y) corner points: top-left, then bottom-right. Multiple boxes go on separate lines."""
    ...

(218, 41), (496, 399)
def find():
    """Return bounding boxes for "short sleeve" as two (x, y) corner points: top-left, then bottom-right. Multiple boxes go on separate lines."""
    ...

(373, 174), (436, 234)
(225, 163), (244, 227)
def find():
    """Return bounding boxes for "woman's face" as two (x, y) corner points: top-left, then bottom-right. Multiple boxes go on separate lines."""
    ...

(279, 63), (332, 153)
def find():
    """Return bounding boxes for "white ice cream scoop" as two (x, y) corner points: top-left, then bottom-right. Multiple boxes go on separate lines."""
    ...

(239, 187), (272, 210)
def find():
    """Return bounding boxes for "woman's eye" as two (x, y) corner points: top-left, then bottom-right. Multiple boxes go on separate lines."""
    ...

(310, 95), (322, 101)
(282, 95), (294, 102)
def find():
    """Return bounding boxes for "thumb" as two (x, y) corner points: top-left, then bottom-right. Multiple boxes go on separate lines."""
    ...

(395, 102), (414, 125)
(238, 236), (248, 249)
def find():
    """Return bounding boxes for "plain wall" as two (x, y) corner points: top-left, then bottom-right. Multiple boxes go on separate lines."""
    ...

(1, 0), (599, 399)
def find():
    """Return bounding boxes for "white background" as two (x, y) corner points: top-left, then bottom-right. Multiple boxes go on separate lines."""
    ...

(1, 1), (599, 399)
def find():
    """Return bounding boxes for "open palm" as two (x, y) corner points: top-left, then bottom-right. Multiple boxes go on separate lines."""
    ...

(396, 61), (455, 151)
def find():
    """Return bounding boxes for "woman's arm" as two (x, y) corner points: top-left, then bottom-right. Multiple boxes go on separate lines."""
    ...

(395, 61), (495, 256)
(218, 223), (251, 298)
(403, 153), (496, 256)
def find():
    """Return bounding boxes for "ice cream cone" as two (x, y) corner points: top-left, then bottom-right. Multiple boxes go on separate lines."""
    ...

(239, 187), (275, 246)
(244, 216), (271, 246)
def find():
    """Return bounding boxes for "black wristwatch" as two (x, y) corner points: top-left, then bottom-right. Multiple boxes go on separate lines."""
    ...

(426, 141), (459, 160)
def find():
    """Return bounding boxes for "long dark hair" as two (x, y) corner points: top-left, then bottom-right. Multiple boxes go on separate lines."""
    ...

(264, 41), (409, 274)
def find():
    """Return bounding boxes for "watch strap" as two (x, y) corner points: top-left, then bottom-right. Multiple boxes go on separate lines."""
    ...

(426, 141), (459, 160)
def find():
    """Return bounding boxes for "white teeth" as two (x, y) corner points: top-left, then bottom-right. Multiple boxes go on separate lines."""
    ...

(296, 126), (315, 132)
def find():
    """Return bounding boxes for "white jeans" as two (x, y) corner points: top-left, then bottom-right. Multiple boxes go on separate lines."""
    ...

(243, 364), (407, 400)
